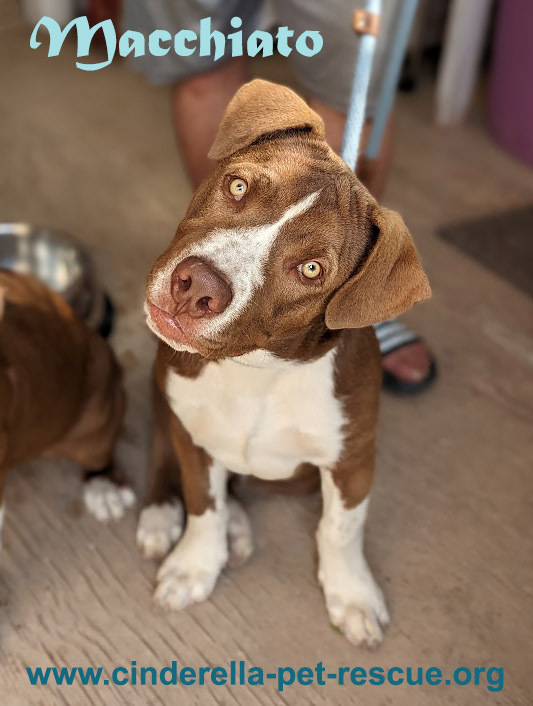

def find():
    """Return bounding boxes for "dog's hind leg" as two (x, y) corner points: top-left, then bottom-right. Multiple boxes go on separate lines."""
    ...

(226, 497), (253, 568)
(137, 375), (184, 559)
(81, 334), (135, 522)
(46, 332), (135, 522)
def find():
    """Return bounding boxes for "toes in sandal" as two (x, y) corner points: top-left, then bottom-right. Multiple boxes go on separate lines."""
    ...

(374, 319), (438, 396)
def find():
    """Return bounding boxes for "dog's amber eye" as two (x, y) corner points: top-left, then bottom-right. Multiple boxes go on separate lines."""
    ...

(228, 178), (248, 200)
(298, 261), (322, 279)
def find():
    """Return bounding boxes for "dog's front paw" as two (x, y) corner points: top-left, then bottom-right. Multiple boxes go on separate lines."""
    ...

(155, 566), (220, 611)
(84, 478), (136, 522)
(154, 529), (228, 611)
(324, 589), (389, 648)
(137, 502), (184, 559)
(319, 563), (389, 648)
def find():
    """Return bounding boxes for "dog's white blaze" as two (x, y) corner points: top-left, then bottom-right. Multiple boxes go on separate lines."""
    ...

(317, 471), (389, 646)
(165, 347), (346, 479)
(198, 188), (321, 335)
(152, 189), (321, 339)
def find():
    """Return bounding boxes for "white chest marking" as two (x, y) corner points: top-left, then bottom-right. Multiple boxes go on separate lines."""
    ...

(165, 349), (346, 479)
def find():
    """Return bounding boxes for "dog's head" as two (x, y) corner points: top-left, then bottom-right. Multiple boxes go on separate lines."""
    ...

(146, 79), (430, 362)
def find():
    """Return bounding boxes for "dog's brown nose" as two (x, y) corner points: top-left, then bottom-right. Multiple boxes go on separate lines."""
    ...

(171, 256), (232, 318)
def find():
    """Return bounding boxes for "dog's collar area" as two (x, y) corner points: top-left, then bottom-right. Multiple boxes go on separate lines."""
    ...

(224, 352), (273, 369)
(224, 349), (301, 370)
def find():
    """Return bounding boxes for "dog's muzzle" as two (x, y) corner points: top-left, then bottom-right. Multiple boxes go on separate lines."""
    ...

(171, 256), (232, 319)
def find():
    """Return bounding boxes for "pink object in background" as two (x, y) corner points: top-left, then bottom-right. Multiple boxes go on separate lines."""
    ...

(489, 0), (533, 167)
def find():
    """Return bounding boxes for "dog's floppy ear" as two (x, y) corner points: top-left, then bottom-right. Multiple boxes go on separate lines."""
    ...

(208, 79), (326, 160)
(325, 205), (431, 329)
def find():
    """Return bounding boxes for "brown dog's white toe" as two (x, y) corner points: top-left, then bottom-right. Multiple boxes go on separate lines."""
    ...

(327, 597), (389, 648)
(84, 478), (136, 523)
(137, 502), (184, 559)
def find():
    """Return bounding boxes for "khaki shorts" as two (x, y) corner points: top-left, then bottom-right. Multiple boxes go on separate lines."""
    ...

(123, 0), (399, 115)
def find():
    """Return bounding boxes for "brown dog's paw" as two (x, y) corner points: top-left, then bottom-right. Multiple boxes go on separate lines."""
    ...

(136, 502), (184, 560)
(319, 555), (389, 648)
(325, 593), (390, 648)
(154, 568), (219, 611)
(83, 478), (136, 522)
(154, 532), (227, 611)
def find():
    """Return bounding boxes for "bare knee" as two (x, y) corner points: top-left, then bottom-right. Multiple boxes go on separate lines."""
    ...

(174, 57), (248, 101)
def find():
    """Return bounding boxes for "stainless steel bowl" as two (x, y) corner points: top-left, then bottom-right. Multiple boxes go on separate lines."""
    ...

(0, 223), (112, 335)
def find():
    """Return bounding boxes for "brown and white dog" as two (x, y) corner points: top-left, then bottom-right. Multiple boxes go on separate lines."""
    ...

(0, 269), (134, 555)
(140, 80), (430, 647)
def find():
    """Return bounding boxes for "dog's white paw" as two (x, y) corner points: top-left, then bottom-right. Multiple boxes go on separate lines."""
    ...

(137, 502), (184, 559)
(154, 565), (220, 611)
(319, 565), (389, 648)
(154, 516), (228, 612)
(227, 498), (253, 567)
(84, 478), (136, 522)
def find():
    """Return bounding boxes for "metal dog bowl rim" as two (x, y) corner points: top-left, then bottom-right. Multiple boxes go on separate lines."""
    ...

(0, 221), (94, 269)
(0, 222), (114, 337)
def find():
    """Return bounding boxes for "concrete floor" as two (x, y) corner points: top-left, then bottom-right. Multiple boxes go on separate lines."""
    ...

(1, 2), (532, 704)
